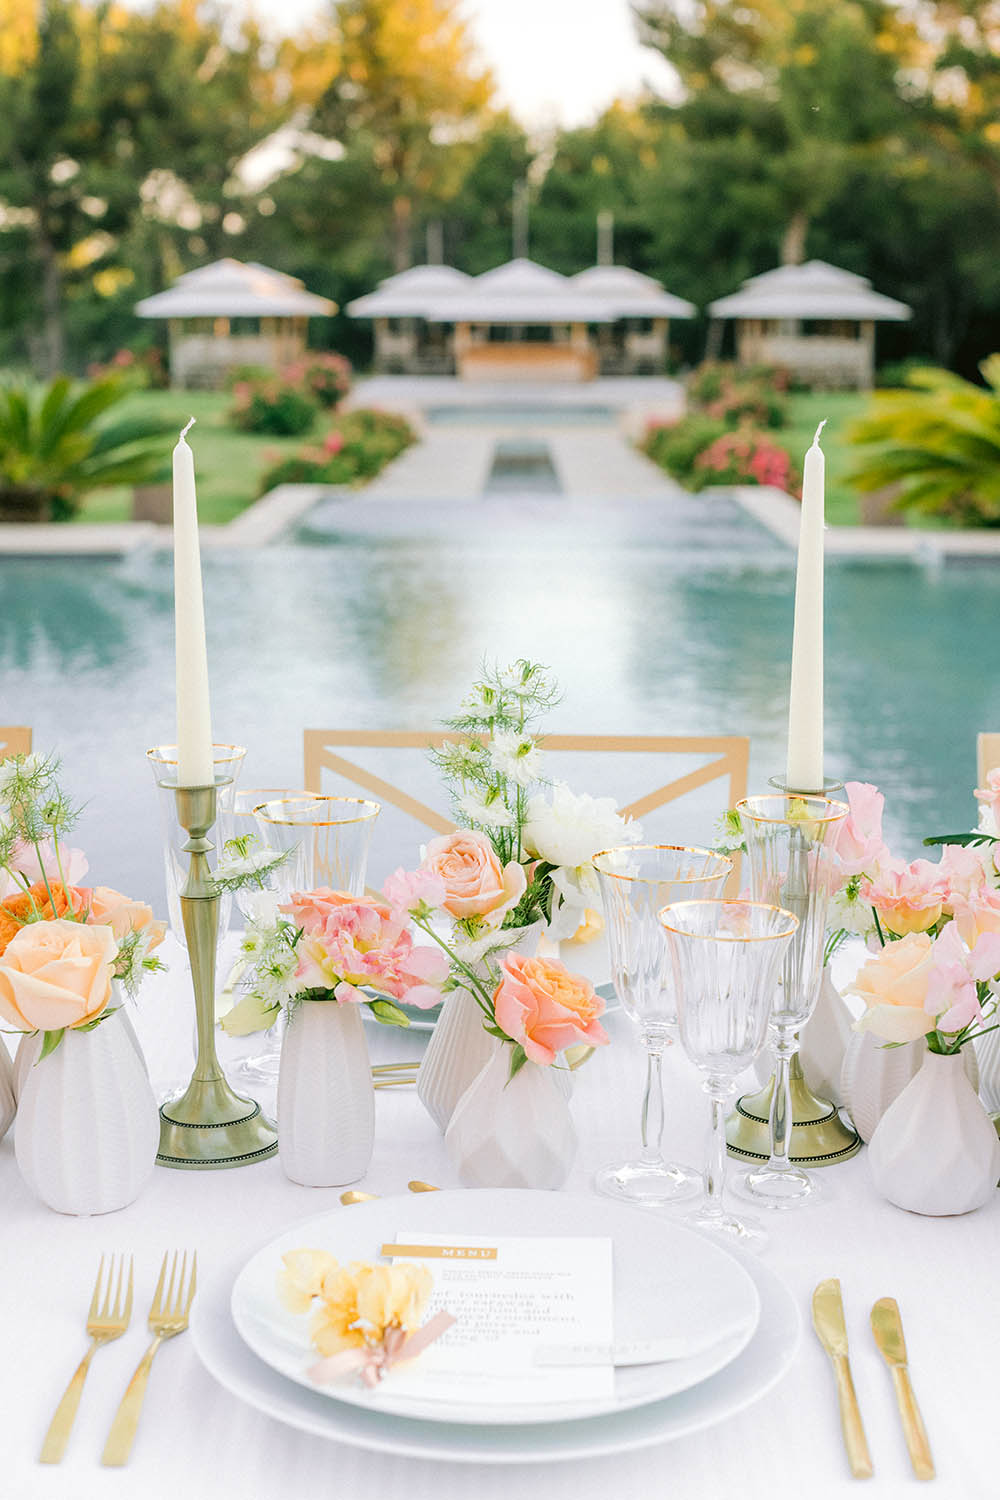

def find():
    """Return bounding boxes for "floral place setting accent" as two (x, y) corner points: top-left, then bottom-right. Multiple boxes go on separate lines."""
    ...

(0, 752), (166, 1214)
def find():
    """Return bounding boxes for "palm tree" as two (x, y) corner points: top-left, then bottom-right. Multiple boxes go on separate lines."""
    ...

(849, 358), (1000, 527)
(0, 376), (174, 521)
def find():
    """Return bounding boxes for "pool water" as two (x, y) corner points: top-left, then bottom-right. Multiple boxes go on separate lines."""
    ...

(1, 488), (995, 907)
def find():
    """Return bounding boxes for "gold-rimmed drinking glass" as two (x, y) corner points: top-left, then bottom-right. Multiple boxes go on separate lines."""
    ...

(146, 744), (246, 947)
(252, 796), (380, 898)
(733, 794), (848, 1209)
(592, 845), (733, 1206)
(659, 899), (799, 1251)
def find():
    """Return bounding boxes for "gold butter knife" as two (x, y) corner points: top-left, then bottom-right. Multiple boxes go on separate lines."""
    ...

(871, 1297), (934, 1481)
(812, 1279), (874, 1479)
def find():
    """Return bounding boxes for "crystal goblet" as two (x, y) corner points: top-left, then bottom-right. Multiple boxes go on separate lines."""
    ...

(734, 794), (848, 1209)
(659, 899), (799, 1250)
(592, 845), (733, 1205)
(252, 795), (380, 898)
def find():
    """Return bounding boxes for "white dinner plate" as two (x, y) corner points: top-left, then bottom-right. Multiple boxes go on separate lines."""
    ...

(229, 1190), (760, 1425)
(191, 1214), (800, 1464)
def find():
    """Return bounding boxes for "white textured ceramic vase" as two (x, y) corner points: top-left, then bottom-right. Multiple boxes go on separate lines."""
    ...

(868, 1048), (1000, 1216)
(0, 1044), (15, 1142)
(445, 1047), (577, 1189)
(416, 923), (540, 1132)
(841, 1029), (979, 1143)
(15, 1007), (159, 1215)
(973, 1025), (1000, 1114)
(277, 998), (374, 1187)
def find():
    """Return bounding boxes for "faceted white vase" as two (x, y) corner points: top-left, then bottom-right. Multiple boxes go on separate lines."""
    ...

(417, 923), (540, 1132)
(973, 1025), (1000, 1114)
(868, 1049), (1000, 1216)
(15, 1007), (159, 1216)
(0, 1044), (14, 1143)
(12, 1029), (40, 1102)
(841, 1029), (979, 1143)
(277, 999), (374, 1187)
(753, 966), (853, 1104)
(445, 1048), (577, 1189)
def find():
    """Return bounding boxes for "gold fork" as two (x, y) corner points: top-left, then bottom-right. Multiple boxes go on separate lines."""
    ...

(40, 1254), (134, 1464)
(101, 1251), (198, 1468)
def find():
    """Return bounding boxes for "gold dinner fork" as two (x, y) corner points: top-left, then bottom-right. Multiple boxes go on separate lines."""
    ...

(101, 1251), (197, 1468)
(40, 1254), (134, 1464)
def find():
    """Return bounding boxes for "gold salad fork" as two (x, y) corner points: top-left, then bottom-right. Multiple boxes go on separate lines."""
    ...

(101, 1251), (198, 1467)
(40, 1254), (134, 1464)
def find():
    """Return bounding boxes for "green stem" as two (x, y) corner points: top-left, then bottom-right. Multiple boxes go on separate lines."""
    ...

(29, 837), (58, 912)
(410, 915), (497, 1017)
(872, 907), (887, 948)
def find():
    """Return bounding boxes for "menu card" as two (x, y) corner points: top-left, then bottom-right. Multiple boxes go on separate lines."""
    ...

(379, 1232), (614, 1405)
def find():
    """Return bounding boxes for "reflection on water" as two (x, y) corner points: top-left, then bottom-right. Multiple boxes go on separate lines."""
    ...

(0, 492), (996, 907)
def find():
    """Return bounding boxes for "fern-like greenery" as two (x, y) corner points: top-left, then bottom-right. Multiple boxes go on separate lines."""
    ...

(0, 376), (174, 521)
(848, 357), (1000, 527)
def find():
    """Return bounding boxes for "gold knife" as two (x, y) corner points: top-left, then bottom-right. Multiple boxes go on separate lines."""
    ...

(871, 1297), (935, 1481)
(812, 1279), (874, 1479)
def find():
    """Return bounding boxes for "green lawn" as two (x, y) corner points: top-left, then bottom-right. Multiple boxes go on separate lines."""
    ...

(76, 389), (308, 525)
(782, 390), (871, 525)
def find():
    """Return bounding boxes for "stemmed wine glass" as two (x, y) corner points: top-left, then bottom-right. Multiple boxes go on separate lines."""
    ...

(733, 794), (848, 1209)
(659, 899), (799, 1250)
(592, 845), (733, 1205)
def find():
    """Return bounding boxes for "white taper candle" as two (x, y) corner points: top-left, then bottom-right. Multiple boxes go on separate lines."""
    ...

(173, 418), (214, 787)
(786, 419), (826, 793)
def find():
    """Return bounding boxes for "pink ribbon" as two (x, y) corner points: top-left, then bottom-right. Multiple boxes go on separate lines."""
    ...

(308, 1311), (457, 1389)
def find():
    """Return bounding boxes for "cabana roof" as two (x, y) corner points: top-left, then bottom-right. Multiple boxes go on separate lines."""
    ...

(708, 260), (910, 322)
(135, 258), (335, 319)
(347, 257), (695, 325)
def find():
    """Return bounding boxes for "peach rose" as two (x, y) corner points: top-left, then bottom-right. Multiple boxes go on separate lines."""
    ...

(421, 831), (526, 924)
(85, 886), (166, 948)
(493, 952), (609, 1065)
(849, 932), (936, 1043)
(0, 918), (118, 1032)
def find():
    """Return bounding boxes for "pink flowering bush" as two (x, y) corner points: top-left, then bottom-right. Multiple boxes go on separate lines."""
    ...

(229, 375), (318, 436)
(281, 352), (352, 409)
(694, 431), (801, 493)
(258, 409), (415, 492)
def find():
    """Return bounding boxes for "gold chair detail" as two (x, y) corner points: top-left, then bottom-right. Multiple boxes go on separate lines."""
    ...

(303, 730), (748, 894)
(0, 727), (32, 760)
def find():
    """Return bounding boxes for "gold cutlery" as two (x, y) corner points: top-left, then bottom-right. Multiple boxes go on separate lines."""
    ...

(408, 1180), (441, 1193)
(341, 1189), (378, 1204)
(101, 1251), (197, 1467)
(871, 1297), (934, 1480)
(371, 1061), (420, 1075)
(812, 1279), (874, 1479)
(40, 1254), (134, 1465)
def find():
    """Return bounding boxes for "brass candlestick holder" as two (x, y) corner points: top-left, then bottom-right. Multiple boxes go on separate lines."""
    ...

(156, 777), (278, 1169)
(726, 778), (861, 1171)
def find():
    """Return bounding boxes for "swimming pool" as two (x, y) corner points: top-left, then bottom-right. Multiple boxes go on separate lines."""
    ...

(1, 488), (995, 906)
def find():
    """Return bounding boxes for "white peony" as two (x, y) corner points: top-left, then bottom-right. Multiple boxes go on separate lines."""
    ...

(523, 782), (640, 870)
(455, 790), (516, 830)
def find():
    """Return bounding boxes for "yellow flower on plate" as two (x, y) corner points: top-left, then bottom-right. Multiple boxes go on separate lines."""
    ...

(355, 1262), (432, 1336)
(311, 1263), (367, 1354)
(277, 1249), (338, 1315)
(565, 908), (605, 946)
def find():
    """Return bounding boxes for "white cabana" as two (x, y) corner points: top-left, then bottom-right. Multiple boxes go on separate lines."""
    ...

(347, 258), (693, 380)
(708, 260), (910, 389)
(135, 259), (336, 388)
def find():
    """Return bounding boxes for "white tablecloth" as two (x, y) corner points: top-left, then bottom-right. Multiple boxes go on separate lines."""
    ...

(5, 936), (998, 1500)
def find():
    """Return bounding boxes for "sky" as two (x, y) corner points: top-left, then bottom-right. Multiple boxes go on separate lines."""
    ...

(259, 0), (678, 127)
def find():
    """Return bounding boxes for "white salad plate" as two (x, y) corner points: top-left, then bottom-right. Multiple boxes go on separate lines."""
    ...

(224, 1191), (765, 1427)
(191, 1193), (799, 1464)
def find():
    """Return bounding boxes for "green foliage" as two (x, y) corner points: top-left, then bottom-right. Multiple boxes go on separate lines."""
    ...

(641, 415), (729, 486)
(686, 362), (789, 428)
(0, 375), (173, 520)
(847, 358), (1000, 527)
(229, 377), (318, 437)
(258, 408), (415, 491)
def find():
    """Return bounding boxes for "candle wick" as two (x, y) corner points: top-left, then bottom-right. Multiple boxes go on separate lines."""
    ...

(812, 418), (827, 447)
(180, 417), (196, 440)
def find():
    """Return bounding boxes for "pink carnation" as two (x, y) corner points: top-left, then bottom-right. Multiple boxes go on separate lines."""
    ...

(382, 867), (446, 923)
(860, 859), (947, 936)
(925, 923), (1000, 1034)
(282, 889), (448, 1010)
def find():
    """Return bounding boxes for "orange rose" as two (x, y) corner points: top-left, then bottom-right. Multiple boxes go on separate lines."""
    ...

(421, 831), (526, 923)
(0, 918), (118, 1032)
(493, 952), (609, 1065)
(0, 881), (83, 957)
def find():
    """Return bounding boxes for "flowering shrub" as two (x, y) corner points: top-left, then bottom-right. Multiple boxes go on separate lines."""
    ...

(258, 409), (415, 490)
(282, 352), (352, 409)
(229, 375), (318, 436)
(86, 347), (167, 389)
(641, 416), (729, 485)
(694, 431), (801, 493)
